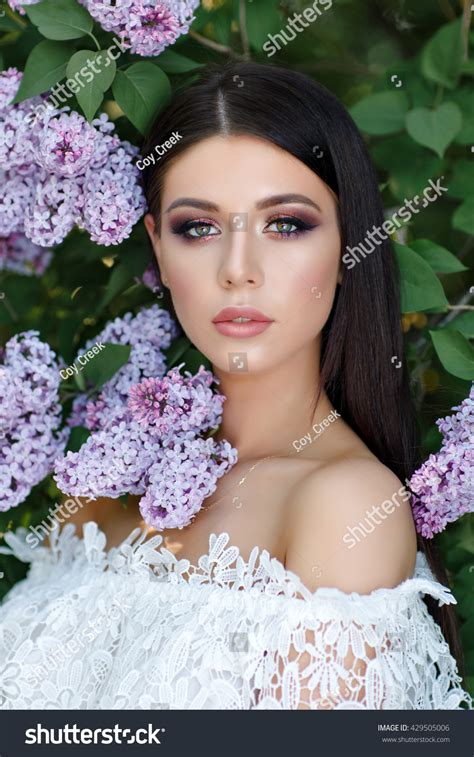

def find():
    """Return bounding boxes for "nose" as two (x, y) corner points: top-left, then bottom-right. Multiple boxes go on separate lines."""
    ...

(217, 214), (264, 289)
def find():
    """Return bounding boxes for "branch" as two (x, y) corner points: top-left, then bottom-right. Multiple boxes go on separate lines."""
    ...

(239, 0), (250, 58)
(188, 29), (234, 56)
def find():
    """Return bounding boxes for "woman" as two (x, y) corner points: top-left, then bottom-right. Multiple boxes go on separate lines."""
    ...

(0, 60), (471, 710)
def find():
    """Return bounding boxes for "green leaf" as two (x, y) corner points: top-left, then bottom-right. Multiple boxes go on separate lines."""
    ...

(450, 159), (474, 199)
(163, 336), (192, 368)
(409, 240), (467, 274)
(96, 263), (133, 311)
(25, 0), (94, 40)
(112, 63), (171, 135)
(448, 87), (474, 146)
(405, 103), (462, 158)
(350, 92), (408, 135)
(66, 50), (116, 120)
(421, 19), (463, 90)
(80, 343), (131, 390)
(154, 50), (203, 74)
(246, 0), (284, 51)
(452, 198), (474, 236)
(372, 135), (442, 202)
(73, 368), (86, 391)
(430, 329), (474, 380)
(96, 245), (151, 313)
(12, 40), (71, 102)
(445, 312), (474, 340)
(0, 15), (20, 32)
(180, 347), (211, 375)
(65, 426), (90, 453)
(394, 243), (449, 313)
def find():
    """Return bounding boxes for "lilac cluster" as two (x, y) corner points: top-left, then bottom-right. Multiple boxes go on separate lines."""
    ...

(409, 384), (474, 538)
(0, 68), (146, 248)
(128, 365), (224, 438)
(54, 328), (237, 529)
(0, 233), (52, 276)
(0, 331), (68, 511)
(76, 0), (200, 56)
(139, 436), (237, 530)
(67, 305), (179, 431)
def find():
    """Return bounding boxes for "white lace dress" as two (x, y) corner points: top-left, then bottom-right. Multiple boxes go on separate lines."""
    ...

(0, 521), (471, 710)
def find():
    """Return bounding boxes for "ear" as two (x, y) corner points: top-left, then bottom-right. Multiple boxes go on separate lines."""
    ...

(144, 213), (167, 283)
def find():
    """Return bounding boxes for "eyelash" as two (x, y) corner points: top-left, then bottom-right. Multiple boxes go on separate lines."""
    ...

(171, 215), (317, 241)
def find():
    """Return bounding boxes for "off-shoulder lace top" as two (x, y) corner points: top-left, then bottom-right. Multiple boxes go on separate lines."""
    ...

(0, 521), (471, 710)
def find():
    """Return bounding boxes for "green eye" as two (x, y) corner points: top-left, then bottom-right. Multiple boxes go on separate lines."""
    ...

(272, 220), (297, 234)
(190, 223), (213, 237)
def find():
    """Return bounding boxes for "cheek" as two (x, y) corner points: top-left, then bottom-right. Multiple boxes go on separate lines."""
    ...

(273, 232), (340, 332)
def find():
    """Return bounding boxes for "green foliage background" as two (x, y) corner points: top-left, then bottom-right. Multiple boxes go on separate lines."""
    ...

(0, 0), (473, 694)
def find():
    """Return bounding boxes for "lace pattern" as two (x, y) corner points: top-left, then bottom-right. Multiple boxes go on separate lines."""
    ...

(0, 522), (471, 710)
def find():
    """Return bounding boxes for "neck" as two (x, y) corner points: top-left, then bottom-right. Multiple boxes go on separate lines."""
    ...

(212, 341), (334, 461)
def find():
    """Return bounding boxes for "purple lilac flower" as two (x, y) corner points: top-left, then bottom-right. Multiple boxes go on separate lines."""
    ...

(139, 436), (238, 530)
(24, 171), (83, 248)
(77, 0), (200, 56)
(409, 384), (474, 538)
(139, 262), (163, 294)
(54, 407), (159, 499)
(68, 305), (179, 431)
(0, 332), (68, 511)
(128, 365), (225, 439)
(34, 111), (99, 177)
(81, 143), (145, 246)
(0, 233), (52, 276)
(0, 67), (22, 109)
(0, 69), (146, 248)
(0, 172), (35, 236)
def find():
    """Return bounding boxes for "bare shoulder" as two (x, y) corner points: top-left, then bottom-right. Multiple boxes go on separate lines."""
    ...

(283, 456), (418, 594)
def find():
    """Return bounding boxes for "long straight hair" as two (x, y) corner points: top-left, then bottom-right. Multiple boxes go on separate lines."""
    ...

(140, 60), (466, 681)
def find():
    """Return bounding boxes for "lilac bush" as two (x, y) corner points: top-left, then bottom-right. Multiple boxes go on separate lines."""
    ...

(0, 332), (68, 511)
(409, 384), (474, 538)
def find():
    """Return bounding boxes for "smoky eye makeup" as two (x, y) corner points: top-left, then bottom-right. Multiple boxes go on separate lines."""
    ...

(167, 206), (321, 242)
(170, 217), (221, 241)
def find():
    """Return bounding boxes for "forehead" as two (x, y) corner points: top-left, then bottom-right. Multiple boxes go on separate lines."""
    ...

(161, 134), (338, 209)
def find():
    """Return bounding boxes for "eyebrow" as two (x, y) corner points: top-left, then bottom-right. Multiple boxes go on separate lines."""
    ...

(165, 193), (322, 214)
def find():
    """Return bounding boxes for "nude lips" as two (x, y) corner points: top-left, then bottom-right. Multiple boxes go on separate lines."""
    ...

(213, 320), (272, 338)
(212, 306), (273, 339)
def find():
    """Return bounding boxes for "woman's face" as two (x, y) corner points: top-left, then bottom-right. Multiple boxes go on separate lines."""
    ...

(144, 134), (341, 374)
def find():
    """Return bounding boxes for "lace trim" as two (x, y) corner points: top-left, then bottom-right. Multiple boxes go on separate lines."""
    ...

(0, 521), (457, 609)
